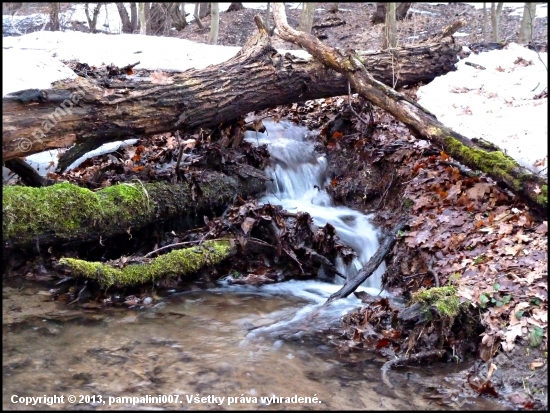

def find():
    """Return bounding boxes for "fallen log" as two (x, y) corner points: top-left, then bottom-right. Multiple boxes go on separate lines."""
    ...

(2, 17), (462, 166)
(59, 239), (234, 287)
(271, 3), (547, 212)
(2, 170), (266, 250)
(326, 218), (407, 303)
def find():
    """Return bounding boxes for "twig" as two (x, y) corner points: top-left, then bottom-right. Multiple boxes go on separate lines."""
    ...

(377, 171), (395, 208)
(144, 239), (215, 258)
(347, 81), (371, 126)
(426, 256), (440, 287)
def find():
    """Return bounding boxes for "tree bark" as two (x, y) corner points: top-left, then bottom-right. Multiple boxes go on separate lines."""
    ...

(84, 3), (102, 33)
(490, 2), (504, 42)
(139, 2), (146, 34)
(227, 2), (245, 12)
(299, 2), (316, 33)
(49, 2), (60, 31)
(271, 3), (547, 211)
(3, 23), (463, 165)
(395, 2), (411, 20)
(2, 170), (267, 250)
(518, 3), (536, 45)
(372, 3), (386, 25)
(383, 2), (397, 49)
(208, 2), (220, 44)
(115, 2), (132, 33)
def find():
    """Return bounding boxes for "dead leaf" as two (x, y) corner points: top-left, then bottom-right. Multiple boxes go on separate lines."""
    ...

(467, 182), (491, 200)
(241, 217), (256, 235)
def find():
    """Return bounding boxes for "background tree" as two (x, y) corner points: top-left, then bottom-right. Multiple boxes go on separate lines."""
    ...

(372, 2), (411, 24)
(383, 2), (397, 49)
(482, 2), (488, 44)
(193, 2), (205, 29)
(328, 3), (339, 13)
(84, 3), (102, 33)
(49, 2), (60, 31)
(227, 2), (245, 12)
(199, 3), (211, 18)
(518, 3), (536, 45)
(115, 2), (135, 33)
(490, 2), (504, 42)
(299, 2), (316, 33)
(208, 2), (220, 44)
(138, 2), (146, 34)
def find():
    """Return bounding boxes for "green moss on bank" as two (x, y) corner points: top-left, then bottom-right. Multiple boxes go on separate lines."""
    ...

(2, 182), (151, 244)
(2, 174), (258, 248)
(59, 240), (234, 287)
(412, 286), (461, 319)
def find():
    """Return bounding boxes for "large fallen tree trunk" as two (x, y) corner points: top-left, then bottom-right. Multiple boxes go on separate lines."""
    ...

(2, 171), (266, 250)
(271, 3), (547, 212)
(3, 17), (462, 168)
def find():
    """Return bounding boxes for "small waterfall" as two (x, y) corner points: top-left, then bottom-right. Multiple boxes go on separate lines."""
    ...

(245, 119), (385, 290)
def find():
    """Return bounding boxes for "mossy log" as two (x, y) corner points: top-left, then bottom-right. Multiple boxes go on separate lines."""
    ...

(59, 240), (234, 287)
(272, 4), (547, 213)
(2, 16), (462, 168)
(2, 172), (265, 250)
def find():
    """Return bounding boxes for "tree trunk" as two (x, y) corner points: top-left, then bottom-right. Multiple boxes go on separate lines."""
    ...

(518, 3), (536, 45)
(490, 2), (504, 42)
(169, 2), (188, 30)
(271, 3), (547, 211)
(328, 3), (339, 13)
(373, 2), (412, 24)
(299, 2), (316, 33)
(130, 2), (138, 33)
(3, 29), (463, 167)
(2, 171), (267, 250)
(49, 2), (60, 31)
(84, 3), (102, 33)
(227, 2), (245, 12)
(372, 3), (386, 25)
(383, 2), (397, 49)
(139, 2), (146, 35)
(115, 2), (132, 33)
(208, 2), (220, 44)
(395, 2), (411, 20)
(199, 2), (211, 19)
(483, 2), (488, 45)
(193, 2), (205, 29)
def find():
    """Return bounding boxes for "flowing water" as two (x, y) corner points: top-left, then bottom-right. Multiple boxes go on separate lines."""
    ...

(2, 120), (505, 410)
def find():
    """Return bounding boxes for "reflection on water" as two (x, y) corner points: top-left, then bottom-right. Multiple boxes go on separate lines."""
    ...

(3, 283), (505, 411)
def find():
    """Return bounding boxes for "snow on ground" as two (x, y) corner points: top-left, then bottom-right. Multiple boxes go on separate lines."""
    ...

(2, 26), (547, 179)
(417, 43), (547, 175)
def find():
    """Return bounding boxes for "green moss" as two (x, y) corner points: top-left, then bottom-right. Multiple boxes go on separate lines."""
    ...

(536, 184), (547, 207)
(412, 286), (461, 319)
(2, 182), (155, 245)
(402, 198), (414, 210)
(59, 240), (234, 287)
(443, 136), (520, 185)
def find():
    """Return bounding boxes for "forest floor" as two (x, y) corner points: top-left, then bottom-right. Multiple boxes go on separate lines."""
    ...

(2, 2), (548, 410)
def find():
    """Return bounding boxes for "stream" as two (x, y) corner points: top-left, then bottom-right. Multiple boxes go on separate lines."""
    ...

(2, 120), (505, 410)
